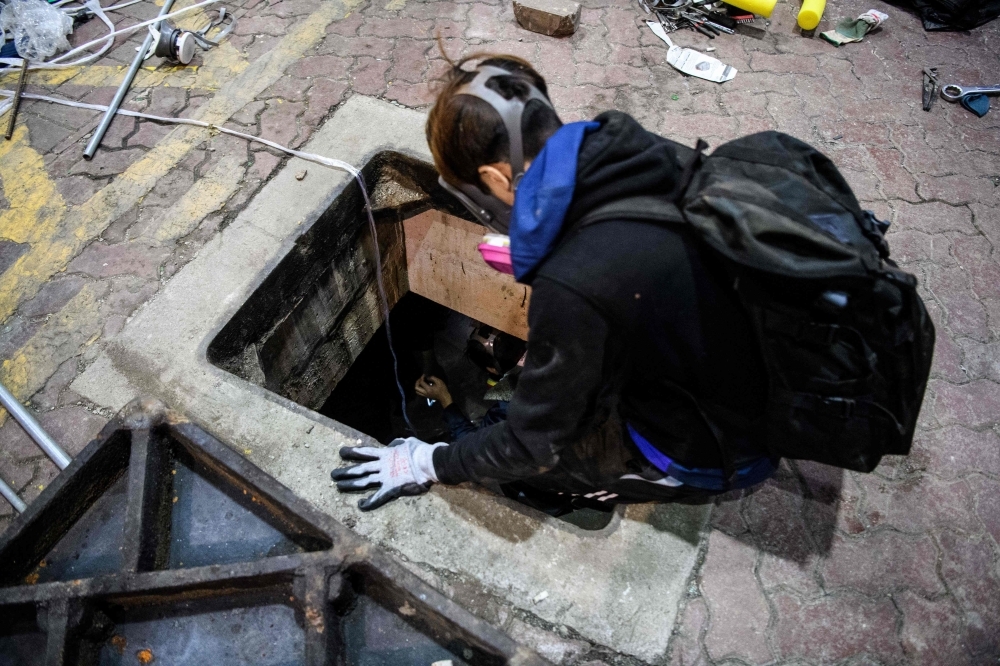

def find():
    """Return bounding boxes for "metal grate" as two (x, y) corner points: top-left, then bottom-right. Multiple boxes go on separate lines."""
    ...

(0, 398), (550, 666)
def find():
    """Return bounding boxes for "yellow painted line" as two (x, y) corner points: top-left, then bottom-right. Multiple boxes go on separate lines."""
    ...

(153, 153), (246, 242)
(0, 43), (249, 91)
(0, 0), (362, 413)
(0, 0), (362, 330)
(0, 124), (70, 275)
(0, 282), (105, 423)
(385, 0), (407, 9)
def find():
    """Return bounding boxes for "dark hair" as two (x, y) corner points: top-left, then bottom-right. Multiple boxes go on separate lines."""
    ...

(427, 44), (563, 190)
(492, 333), (527, 374)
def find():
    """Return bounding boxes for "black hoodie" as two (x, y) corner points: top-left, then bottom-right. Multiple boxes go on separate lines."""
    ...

(432, 112), (770, 485)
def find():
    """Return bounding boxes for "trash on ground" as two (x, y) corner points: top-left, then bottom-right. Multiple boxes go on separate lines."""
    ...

(647, 20), (737, 83)
(922, 67), (938, 112)
(296, 170), (308, 180)
(820, 9), (887, 46)
(797, 0), (825, 30)
(959, 94), (990, 118)
(513, 0), (581, 36)
(889, 0), (1000, 31)
(0, 0), (73, 60)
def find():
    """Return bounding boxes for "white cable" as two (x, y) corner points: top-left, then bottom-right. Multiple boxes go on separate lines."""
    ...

(0, 0), (220, 70)
(0, 89), (423, 434)
(0, 89), (360, 175)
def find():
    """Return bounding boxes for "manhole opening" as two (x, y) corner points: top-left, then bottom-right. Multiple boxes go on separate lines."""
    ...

(208, 151), (613, 531)
(319, 292), (510, 444)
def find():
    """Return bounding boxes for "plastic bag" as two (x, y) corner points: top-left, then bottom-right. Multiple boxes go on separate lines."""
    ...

(0, 0), (74, 61)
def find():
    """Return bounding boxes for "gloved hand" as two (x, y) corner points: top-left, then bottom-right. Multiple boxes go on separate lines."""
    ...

(331, 437), (447, 511)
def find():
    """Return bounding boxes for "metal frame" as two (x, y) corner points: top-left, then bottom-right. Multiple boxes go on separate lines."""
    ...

(0, 398), (551, 666)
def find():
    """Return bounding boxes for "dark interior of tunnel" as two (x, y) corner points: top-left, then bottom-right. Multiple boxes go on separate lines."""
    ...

(319, 293), (498, 445)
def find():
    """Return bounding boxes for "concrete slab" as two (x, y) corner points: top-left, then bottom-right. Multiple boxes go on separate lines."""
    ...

(73, 94), (709, 661)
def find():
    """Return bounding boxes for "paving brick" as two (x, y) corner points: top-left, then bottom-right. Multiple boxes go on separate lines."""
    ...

(772, 591), (903, 664)
(68, 148), (145, 178)
(359, 17), (434, 39)
(700, 531), (773, 664)
(667, 596), (709, 666)
(937, 531), (1000, 658)
(0, 414), (51, 464)
(897, 591), (975, 666)
(319, 33), (395, 58)
(931, 379), (1000, 429)
(350, 56), (391, 96)
(386, 39), (432, 84)
(36, 407), (108, 457)
(918, 174), (999, 206)
(289, 54), (352, 80)
(18, 276), (87, 320)
(303, 79), (349, 126)
(929, 268), (990, 340)
(66, 241), (173, 281)
(259, 100), (305, 147)
(30, 358), (79, 412)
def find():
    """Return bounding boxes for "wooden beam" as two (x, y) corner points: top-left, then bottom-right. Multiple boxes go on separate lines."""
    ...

(403, 210), (530, 340)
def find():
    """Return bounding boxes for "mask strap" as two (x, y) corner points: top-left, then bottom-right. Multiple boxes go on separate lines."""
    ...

(456, 65), (552, 190)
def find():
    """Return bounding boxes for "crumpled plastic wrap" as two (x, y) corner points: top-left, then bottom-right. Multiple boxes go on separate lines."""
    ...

(0, 0), (74, 61)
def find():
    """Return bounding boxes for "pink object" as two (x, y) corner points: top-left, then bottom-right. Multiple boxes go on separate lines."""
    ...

(477, 242), (515, 275)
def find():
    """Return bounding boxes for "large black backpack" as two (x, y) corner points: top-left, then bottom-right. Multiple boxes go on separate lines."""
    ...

(582, 131), (935, 473)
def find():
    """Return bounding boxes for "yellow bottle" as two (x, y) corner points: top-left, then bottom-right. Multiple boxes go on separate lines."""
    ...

(797, 0), (826, 30)
(722, 0), (777, 18)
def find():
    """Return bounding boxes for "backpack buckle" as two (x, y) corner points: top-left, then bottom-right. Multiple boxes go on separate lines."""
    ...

(826, 397), (856, 418)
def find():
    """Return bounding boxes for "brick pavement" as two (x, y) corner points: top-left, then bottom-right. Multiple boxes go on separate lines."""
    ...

(1, 0), (999, 662)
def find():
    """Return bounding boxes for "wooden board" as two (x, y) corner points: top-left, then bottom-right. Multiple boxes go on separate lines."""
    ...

(403, 210), (530, 340)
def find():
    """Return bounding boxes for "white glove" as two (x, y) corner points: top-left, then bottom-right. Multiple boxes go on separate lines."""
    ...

(330, 437), (447, 511)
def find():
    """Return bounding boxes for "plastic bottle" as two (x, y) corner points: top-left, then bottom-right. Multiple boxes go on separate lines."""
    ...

(720, 0), (777, 19)
(797, 0), (826, 30)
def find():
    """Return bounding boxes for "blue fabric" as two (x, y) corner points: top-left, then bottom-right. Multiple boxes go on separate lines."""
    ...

(627, 423), (776, 491)
(443, 402), (509, 442)
(960, 93), (990, 118)
(0, 40), (20, 65)
(509, 121), (600, 281)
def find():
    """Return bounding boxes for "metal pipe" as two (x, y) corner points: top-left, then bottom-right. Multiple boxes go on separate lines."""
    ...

(83, 0), (175, 159)
(0, 476), (27, 513)
(0, 381), (71, 470)
(4, 58), (29, 140)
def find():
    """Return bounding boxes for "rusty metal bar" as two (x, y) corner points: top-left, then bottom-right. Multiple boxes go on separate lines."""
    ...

(4, 58), (29, 140)
(0, 380), (71, 470)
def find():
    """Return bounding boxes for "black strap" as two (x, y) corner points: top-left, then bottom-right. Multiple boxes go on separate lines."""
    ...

(673, 138), (709, 203)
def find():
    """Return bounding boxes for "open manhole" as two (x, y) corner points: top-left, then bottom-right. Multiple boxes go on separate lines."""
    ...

(207, 152), (613, 530)
(0, 400), (550, 666)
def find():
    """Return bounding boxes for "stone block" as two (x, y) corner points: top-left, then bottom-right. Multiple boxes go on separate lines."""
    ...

(513, 0), (580, 37)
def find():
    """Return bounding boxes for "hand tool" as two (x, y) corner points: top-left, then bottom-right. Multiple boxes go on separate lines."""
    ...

(922, 67), (938, 112)
(940, 83), (1000, 102)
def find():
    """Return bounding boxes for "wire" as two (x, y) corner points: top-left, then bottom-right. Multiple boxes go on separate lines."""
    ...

(357, 173), (416, 434)
(0, 0), (222, 69)
(0, 89), (416, 435)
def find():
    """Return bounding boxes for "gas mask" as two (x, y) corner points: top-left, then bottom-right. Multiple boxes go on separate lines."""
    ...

(437, 65), (554, 235)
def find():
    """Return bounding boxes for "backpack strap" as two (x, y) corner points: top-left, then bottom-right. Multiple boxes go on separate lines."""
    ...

(574, 194), (685, 230)
(673, 138), (709, 202)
